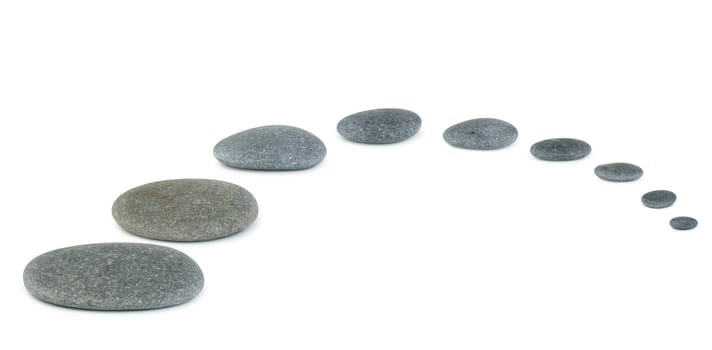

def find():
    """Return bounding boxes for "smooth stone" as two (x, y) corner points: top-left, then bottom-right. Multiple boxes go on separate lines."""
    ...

(670, 216), (698, 230)
(24, 243), (203, 311)
(443, 118), (518, 150)
(641, 190), (677, 209)
(530, 138), (591, 161)
(337, 108), (421, 144)
(112, 179), (258, 242)
(214, 125), (326, 170)
(594, 162), (644, 182)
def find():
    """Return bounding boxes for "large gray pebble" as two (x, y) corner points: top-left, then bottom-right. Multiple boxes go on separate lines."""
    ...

(214, 125), (326, 170)
(594, 162), (644, 182)
(641, 190), (677, 209)
(24, 243), (203, 311)
(443, 118), (518, 150)
(337, 108), (421, 144)
(113, 179), (258, 242)
(530, 138), (591, 161)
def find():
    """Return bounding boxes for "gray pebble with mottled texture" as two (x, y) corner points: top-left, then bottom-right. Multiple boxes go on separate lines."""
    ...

(337, 108), (421, 144)
(443, 118), (518, 150)
(214, 125), (326, 170)
(594, 162), (644, 182)
(641, 190), (677, 209)
(670, 216), (698, 230)
(530, 138), (591, 161)
(23, 243), (203, 311)
(113, 179), (258, 242)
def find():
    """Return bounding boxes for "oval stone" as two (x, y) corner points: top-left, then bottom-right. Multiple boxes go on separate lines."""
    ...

(594, 162), (644, 182)
(443, 118), (518, 150)
(112, 179), (258, 242)
(23, 243), (204, 311)
(214, 125), (326, 170)
(337, 108), (421, 144)
(670, 216), (698, 230)
(641, 190), (677, 209)
(530, 138), (591, 161)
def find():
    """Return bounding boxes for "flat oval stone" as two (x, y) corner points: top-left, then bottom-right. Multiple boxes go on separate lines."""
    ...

(337, 108), (421, 144)
(443, 118), (518, 150)
(112, 179), (258, 242)
(641, 190), (677, 209)
(530, 138), (591, 161)
(24, 243), (203, 311)
(670, 216), (698, 230)
(594, 162), (644, 182)
(214, 125), (326, 170)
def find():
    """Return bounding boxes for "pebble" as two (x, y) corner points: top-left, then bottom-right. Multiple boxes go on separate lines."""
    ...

(530, 138), (591, 161)
(670, 216), (698, 230)
(337, 108), (421, 144)
(641, 190), (677, 209)
(23, 243), (203, 311)
(443, 118), (518, 150)
(594, 162), (644, 182)
(214, 125), (326, 170)
(112, 179), (258, 242)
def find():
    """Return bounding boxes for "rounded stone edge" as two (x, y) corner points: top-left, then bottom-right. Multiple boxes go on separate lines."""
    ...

(336, 108), (422, 144)
(593, 162), (644, 182)
(529, 138), (592, 161)
(23, 242), (205, 311)
(442, 118), (519, 150)
(641, 190), (677, 209)
(670, 216), (698, 231)
(111, 178), (259, 242)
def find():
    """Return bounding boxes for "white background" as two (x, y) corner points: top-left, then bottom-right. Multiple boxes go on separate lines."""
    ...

(1, 1), (710, 349)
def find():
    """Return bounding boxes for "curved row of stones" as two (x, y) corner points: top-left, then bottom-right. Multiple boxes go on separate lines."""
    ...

(23, 108), (698, 311)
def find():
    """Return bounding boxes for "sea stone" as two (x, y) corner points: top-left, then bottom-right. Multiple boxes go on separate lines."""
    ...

(23, 243), (204, 311)
(214, 125), (326, 170)
(112, 179), (258, 242)
(594, 162), (644, 182)
(443, 118), (518, 150)
(337, 108), (421, 144)
(641, 190), (677, 209)
(670, 216), (698, 230)
(530, 138), (591, 161)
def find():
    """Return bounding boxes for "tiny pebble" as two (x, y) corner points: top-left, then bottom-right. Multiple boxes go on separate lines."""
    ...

(641, 190), (677, 209)
(530, 138), (591, 161)
(443, 118), (518, 150)
(337, 108), (421, 144)
(670, 216), (698, 230)
(594, 162), (644, 182)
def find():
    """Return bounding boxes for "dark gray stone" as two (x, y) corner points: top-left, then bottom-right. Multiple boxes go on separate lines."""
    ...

(443, 118), (518, 150)
(641, 190), (677, 209)
(337, 108), (421, 144)
(23, 243), (204, 311)
(214, 125), (326, 170)
(530, 138), (591, 161)
(670, 216), (698, 230)
(112, 179), (258, 242)
(594, 162), (644, 182)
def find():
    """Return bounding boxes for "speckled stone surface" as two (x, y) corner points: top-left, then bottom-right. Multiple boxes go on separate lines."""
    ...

(530, 138), (591, 161)
(594, 162), (644, 182)
(214, 125), (326, 170)
(23, 243), (204, 311)
(670, 216), (698, 230)
(112, 179), (258, 242)
(443, 118), (518, 150)
(337, 108), (421, 144)
(641, 190), (677, 209)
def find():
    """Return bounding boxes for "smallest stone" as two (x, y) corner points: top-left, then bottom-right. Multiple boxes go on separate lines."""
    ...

(670, 216), (698, 230)
(641, 190), (677, 209)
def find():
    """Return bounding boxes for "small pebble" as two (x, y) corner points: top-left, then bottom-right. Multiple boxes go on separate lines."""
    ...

(443, 118), (518, 150)
(594, 162), (644, 182)
(670, 216), (698, 230)
(214, 125), (326, 170)
(337, 108), (421, 144)
(641, 190), (677, 209)
(112, 179), (258, 242)
(23, 243), (204, 311)
(530, 138), (591, 161)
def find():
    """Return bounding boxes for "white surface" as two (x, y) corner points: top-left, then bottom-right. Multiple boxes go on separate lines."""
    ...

(1, 1), (710, 349)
